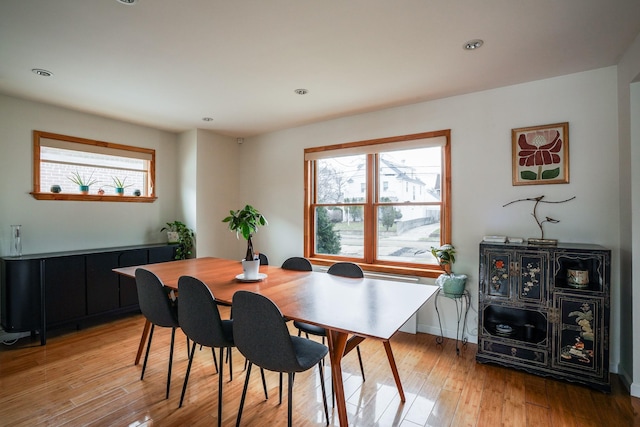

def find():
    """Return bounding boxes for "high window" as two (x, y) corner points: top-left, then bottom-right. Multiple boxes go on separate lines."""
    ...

(31, 130), (156, 202)
(304, 130), (451, 277)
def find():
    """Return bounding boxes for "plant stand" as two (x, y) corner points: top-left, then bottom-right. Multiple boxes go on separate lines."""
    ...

(434, 288), (470, 356)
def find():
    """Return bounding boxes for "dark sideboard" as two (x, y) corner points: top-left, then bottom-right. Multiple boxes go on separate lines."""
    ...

(1, 244), (176, 345)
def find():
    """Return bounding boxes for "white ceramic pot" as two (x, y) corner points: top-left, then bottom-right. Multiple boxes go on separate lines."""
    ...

(167, 231), (180, 244)
(436, 273), (467, 297)
(242, 259), (260, 280)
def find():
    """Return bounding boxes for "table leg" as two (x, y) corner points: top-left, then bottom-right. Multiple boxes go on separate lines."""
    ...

(383, 340), (405, 402)
(135, 320), (151, 365)
(326, 329), (349, 427)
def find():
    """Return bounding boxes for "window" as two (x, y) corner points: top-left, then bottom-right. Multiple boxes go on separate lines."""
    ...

(31, 130), (156, 202)
(304, 130), (451, 277)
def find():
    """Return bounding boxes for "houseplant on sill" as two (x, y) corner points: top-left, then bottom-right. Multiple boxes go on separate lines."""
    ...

(431, 244), (467, 297)
(108, 176), (132, 196)
(161, 221), (195, 260)
(222, 205), (268, 279)
(68, 171), (98, 194)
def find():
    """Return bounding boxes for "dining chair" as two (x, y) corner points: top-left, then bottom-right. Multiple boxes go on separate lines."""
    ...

(135, 268), (186, 399)
(281, 256), (313, 271)
(258, 252), (269, 265)
(233, 290), (329, 427)
(293, 261), (366, 381)
(176, 276), (268, 426)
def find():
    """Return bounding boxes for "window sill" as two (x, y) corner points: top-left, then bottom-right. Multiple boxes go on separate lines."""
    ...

(31, 192), (157, 203)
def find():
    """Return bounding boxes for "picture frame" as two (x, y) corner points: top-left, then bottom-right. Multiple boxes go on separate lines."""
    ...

(512, 122), (569, 186)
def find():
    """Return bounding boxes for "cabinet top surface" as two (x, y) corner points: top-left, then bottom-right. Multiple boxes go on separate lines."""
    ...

(1, 243), (173, 261)
(479, 241), (609, 252)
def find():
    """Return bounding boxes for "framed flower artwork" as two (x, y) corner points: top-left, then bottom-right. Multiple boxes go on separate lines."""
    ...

(512, 122), (569, 186)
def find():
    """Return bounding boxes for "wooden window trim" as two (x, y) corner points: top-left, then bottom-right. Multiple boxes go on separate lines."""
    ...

(304, 130), (451, 278)
(31, 130), (157, 203)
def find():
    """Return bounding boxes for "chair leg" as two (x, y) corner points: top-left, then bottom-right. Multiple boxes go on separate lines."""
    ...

(217, 347), (224, 427)
(166, 327), (176, 399)
(211, 347), (219, 374)
(260, 368), (269, 400)
(279, 372), (283, 404)
(236, 362), (253, 427)
(228, 346), (233, 381)
(141, 324), (155, 380)
(179, 341), (197, 408)
(318, 361), (329, 425)
(287, 372), (295, 427)
(356, 345), (365, 381)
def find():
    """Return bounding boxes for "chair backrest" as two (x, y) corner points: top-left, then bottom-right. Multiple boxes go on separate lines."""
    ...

(177, 275), (233, 348)
(258, 253), (269, 265)
(232, 290), (301, 372)
(135, 268), (179, 328)
(281, 256), (313, 271)
(327, 261), (364, 278)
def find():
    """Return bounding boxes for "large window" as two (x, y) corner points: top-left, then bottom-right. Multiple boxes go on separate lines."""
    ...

(31, 130), (156, 202)
(304, 130), (451, 277)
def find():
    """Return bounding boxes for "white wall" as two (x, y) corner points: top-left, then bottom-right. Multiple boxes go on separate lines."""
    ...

(0, 95), (180, 255)
(617, 31), (640, 395)
(239, 67), (622, 371)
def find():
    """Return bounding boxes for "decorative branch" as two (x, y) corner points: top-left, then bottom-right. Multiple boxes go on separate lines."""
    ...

(503, 195), (576, 239)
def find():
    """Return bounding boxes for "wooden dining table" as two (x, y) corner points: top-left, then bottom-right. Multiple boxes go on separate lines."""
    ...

(113, 257), (438, 426)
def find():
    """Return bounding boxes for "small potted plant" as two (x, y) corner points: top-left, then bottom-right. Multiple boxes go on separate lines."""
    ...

(431, 244), (467, 297)
(68, 171), (98, 194)
(222, 205), (268, 278)
(109, 176), (132, 196)
(161, 221), (195, 260)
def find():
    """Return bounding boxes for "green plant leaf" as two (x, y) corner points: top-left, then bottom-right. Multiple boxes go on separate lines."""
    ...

(541, 168), (560, 179)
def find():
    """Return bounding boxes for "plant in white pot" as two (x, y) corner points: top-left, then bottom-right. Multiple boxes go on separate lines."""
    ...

(222, 205), (268, 279)
(431, 244), (467, 297)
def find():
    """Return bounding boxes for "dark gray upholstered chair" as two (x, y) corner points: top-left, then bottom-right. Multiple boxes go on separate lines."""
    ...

(293, 261), (366, 381)
(281, 256), (313, 271)
(233, 290), (329, 427)
(177, 276), (268, 425)
(135, 268), (184, 399)
(258, 253), (269, 265)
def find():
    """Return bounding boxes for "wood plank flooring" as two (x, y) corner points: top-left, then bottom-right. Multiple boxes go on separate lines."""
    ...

(1, 310), (638, 426)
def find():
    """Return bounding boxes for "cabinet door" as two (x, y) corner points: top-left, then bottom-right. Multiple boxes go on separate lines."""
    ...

(148, 245), (176, 263)
(480, 249), (513, 298)
(1, 259), (41, 332)
(516, 251), (548, 304)
(86, 252), (120, 315)
(118, 249), (148, 308)
(552, 293), (606, 380)
(44, 256), (86, 326)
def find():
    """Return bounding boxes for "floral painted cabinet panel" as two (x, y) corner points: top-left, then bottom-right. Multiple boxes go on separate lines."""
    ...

(477, 242), (611, 392)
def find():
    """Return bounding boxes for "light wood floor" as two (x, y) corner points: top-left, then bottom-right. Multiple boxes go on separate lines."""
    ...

(1, 310), (638, 426)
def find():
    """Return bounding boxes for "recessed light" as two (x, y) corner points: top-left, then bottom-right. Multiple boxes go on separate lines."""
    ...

(202, 117), (213, 122)
(32, 68), (53, 77)
(463, 39), (484, 50)
(294, 89), (309, 95)
(116, 0), (137, 5)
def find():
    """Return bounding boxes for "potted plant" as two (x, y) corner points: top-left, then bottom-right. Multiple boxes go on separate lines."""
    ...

(109, 176), (132, 196)
(68, 171), (98, 194)
(222, 205), (268, 278)
(431, 244), (467, 297)
(161, 221), (195, 260)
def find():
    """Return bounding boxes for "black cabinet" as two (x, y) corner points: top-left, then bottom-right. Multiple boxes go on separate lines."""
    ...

(1, 244), (176, 344)
(476, 242), (611, 392)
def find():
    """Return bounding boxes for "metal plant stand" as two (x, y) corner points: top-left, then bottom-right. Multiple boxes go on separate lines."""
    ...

(435, 288), (470, 355)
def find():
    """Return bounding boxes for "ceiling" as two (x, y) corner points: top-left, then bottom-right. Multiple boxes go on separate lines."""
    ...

(2, 1), (639, 137)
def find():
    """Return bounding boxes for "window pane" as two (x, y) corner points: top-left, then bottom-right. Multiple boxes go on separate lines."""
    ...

(379, 147), (441, 202)
(377, 205), (441, 264)
(317, 154), (366, 203)
(314, 206), (364, 257)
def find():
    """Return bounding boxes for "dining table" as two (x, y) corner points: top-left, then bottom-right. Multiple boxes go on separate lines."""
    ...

(113, 257), (438, 426)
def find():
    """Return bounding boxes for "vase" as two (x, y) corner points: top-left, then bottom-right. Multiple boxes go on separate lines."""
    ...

(241, 259), (260, 280)
(50, 185), (61, 193)
(167, 231), (180, 243)
(79, 185), (89, 194)
(10, 225), (22, 257)
(115, 187), (124, 196)
(436, 273), (467, 297)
